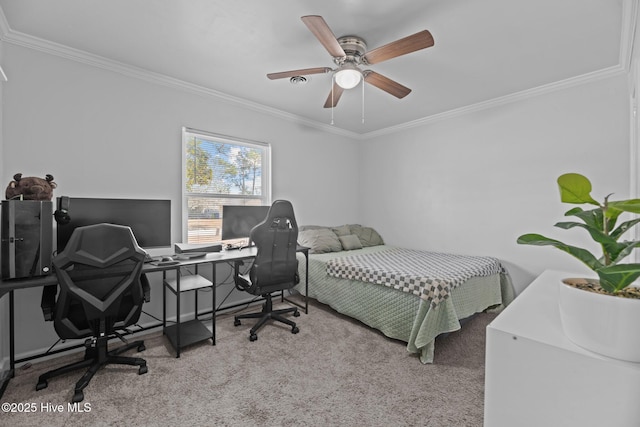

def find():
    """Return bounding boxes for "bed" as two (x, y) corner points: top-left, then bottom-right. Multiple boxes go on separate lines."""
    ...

(294, 224), (514, 363)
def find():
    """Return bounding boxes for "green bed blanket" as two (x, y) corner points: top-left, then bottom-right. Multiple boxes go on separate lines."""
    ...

(295, 245), (514, 363)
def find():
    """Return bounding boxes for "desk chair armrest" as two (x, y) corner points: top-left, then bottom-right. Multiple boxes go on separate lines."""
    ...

(40, 284), (58, 321)
(233, 260), (251, 292)
(141, 273), (151, 303)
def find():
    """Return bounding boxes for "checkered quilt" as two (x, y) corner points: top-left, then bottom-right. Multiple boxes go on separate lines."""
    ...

(326, 247), (503, 308)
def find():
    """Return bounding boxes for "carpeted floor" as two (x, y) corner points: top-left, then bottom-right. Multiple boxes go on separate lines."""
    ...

(1, 299), (495, 426)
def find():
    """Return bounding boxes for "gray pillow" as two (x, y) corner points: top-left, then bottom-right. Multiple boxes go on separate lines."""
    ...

(350, 226), (384, 247)
(332, 225), (351, 236)
(298, 225), (327, 232)
(297, 228), (342, 254)
(339, 234), (363, 250)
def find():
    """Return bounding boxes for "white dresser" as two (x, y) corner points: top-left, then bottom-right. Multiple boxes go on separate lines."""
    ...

(484, 269), (640, 427)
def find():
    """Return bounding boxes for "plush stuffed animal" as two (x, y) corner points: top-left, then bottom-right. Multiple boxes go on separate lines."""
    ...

(5, 173), (57, 201)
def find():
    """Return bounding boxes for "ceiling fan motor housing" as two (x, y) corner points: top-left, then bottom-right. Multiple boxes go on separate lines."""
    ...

(335, 36), (367, 66)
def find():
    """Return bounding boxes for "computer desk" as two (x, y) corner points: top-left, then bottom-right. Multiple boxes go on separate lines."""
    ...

(0, 245), (309, 399)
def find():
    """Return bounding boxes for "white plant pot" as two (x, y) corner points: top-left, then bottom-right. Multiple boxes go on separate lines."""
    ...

(558, 279), (640, 363)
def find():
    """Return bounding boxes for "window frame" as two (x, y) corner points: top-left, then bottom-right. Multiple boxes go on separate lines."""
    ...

(181, 127), (272, 244)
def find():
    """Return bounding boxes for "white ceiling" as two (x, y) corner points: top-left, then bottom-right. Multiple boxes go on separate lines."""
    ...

(0, 0), (631, 136)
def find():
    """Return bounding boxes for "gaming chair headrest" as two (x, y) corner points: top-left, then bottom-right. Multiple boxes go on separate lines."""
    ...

(265, 200), (297, 225)
(249, 200), (297, 245)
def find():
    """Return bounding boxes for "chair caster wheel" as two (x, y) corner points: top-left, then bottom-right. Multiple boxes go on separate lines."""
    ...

(292, 326), (300, 334)
(72, 391), (84, 403)
(234, 319), (241, 326)
(249, 334), (258, 342)
(293, 311), (300, 317)
(138, 344), (146, 352)
(139, 365), (148, 375)
(36, 380), (48, 391)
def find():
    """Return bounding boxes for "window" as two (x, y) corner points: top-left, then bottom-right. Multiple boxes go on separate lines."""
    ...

(182, 128), (271, 244)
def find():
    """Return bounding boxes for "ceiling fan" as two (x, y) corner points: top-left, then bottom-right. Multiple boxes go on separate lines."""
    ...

(267, 15), (435, 108)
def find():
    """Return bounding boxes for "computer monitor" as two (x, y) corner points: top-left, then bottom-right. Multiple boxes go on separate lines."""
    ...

(221, 205), (270, 243)
(56, 197), (171, 252)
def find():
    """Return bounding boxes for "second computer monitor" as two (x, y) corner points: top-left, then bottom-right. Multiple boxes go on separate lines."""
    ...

(221, 205), (270, 242)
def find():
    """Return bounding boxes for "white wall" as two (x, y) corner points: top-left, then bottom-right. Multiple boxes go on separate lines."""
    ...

(359, 74), (631, 294)
(0, 43), (361, 358)
(0, 41), (7, 374)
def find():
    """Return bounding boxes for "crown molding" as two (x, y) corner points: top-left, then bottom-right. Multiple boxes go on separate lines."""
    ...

(0, 23), (359, 140)
(0, 7), (9, 40)
(360, 65), (626, 139)
(620, 0), (638, 72)
(0, 3), (635, 141)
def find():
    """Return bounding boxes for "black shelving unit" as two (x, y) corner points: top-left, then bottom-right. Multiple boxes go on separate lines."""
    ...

(163, 272), (215, 357)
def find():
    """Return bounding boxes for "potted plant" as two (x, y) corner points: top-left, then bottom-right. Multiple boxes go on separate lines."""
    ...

(517, 172), (640, 362)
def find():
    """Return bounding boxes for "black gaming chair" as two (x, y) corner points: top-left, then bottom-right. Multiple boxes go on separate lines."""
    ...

(36, 223), (148, 403)
(233, 200), (301, 341)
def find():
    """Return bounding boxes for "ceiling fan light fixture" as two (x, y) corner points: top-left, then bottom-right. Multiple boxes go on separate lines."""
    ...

(334, 65), (362, 89)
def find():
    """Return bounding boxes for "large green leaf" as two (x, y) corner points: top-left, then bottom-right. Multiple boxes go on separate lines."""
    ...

(608, 240), (640, 264)
(557, 173), (599, 205)
(596, 264), (640, 293)
(608, 199), (640, 214)
(563, 207), (606, 231)
(553, 221), (631, 263)
(611, 218), (640, 240)
(603, 206), (624, 221)
(517, 233), (602, 270)
(564, 206), (623, 237)
(553, 221), (613, 244)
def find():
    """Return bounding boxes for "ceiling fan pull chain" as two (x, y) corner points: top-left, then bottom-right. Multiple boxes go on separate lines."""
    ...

(362, 81), (365, 124)
(331, 76), (335, 125)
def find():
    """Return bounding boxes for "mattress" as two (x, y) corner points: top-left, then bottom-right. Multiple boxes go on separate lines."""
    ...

(295, 245), (514, 363)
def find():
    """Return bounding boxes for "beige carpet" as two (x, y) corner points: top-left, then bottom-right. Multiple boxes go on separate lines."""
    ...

(2, 299), (494, 426)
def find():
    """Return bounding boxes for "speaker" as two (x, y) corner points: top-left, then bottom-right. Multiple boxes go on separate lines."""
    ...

(1, 200), (53, 279)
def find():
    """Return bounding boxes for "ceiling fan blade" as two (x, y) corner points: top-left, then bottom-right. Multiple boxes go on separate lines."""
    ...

(364, 71), (411, 99)
(323, 83), (345, 108)
(363, 30), (434, 65)
(301, 15), (346, 58)
(267, 67), (332, 80)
